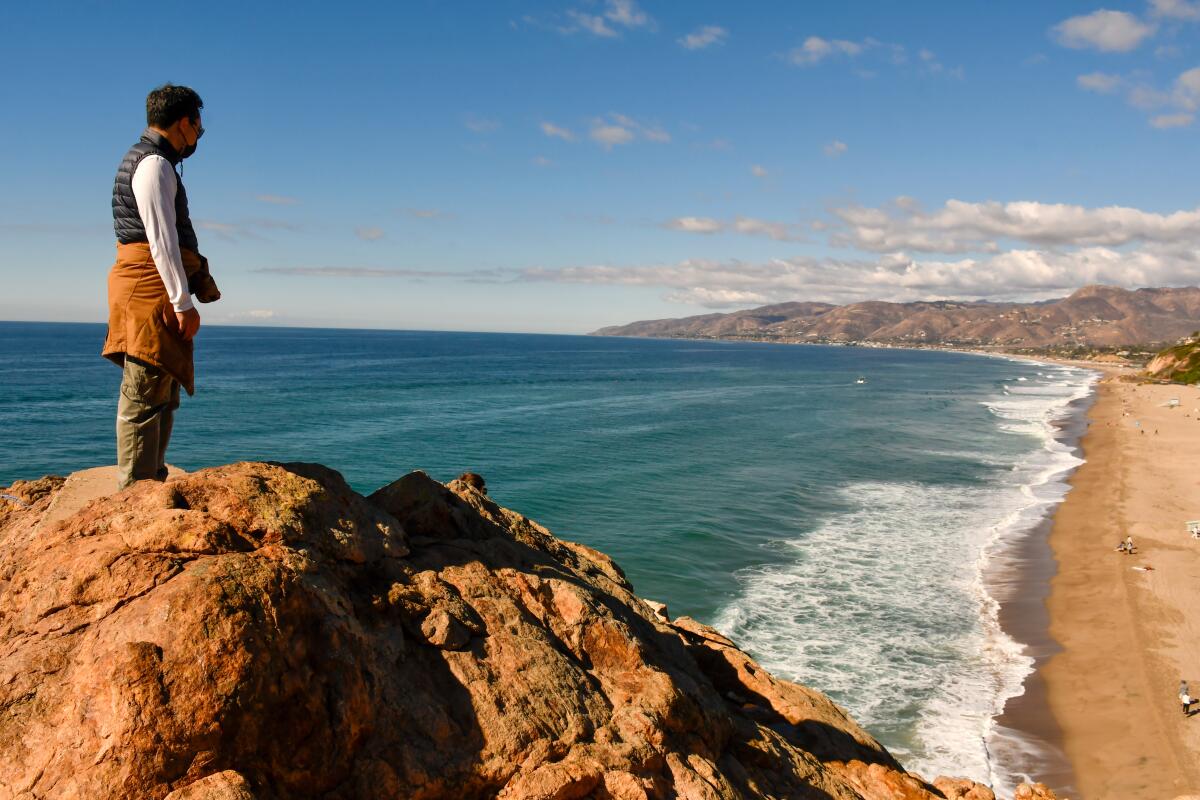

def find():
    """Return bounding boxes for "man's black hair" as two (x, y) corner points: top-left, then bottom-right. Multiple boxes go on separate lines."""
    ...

(146, 84), (203, 129)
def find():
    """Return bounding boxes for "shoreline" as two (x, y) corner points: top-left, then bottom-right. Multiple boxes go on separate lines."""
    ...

(985, 385), (1096, 797)
(654, 337), (1142, 793)
(904, 348), (1099, 795)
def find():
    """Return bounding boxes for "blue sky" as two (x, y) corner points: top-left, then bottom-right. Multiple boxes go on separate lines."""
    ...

(1, 0), (1198, 332)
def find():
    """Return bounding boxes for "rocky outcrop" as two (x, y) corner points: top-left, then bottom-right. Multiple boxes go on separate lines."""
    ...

(593, 284), (1200, 349)
(0, 462), (1057, 799)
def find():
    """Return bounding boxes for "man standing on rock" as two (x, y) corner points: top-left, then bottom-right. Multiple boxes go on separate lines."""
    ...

(103, 84), (220, 489)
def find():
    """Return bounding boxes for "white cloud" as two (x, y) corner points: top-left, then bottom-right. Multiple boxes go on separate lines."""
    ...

(1052, 10), (1155, 52)
(247, 309), (276, 319)
(558, 0), (653, 38)
(199, 221), (239, 237)
(259, 196), (1200, 308)
(785, 36), (958, 76)
(664, 215), (805, 241)
(1084, 66), (1200, 127)
(515, 243), (1200, 307)
(590, 122), (635, 149)
(605, 0), (652, 29)
(679, 25), (728, 50)
(260, 243), (1200, 308)
(1176, 66), (1200, 109)
(788, 36), (866, 66)
(1150, 0), (1200, 19)
(1151, 112), (1195, 127)
(732, 216), (806, 241)
(540, 121), (576, 141)
(538, 114), (671, 150)
(532, 155), (555, 167)
(751, 164), (769, 178)
(824, 140), (848, 158)
(829, 198), (1200, 252)
(355, 226), (385, 241)
(665, 216), (723, 234)
(566, 10), (617, 37)
(588, 114), (669, 148)
(1078, 72), (1123, 93)
(254, 194), (299, 206)
(665, 287), (772, 308)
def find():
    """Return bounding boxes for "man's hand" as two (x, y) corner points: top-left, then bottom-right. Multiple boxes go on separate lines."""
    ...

(163, 306), (201, 340)
(176, 308), (201, 340)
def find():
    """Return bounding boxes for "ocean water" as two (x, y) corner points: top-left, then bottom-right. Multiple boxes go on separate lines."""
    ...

(0, 322), (1096, 790)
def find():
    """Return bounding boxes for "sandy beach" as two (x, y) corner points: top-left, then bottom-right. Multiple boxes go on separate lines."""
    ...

(1038, 369), (1200, 798)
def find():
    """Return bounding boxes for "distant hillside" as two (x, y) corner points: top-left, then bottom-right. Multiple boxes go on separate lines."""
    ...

(1145, 336), (1200, 383)
(592, 285), (1200, 351)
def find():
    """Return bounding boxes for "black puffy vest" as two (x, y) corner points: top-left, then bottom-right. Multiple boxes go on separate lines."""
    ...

(112, 128), (199, 252)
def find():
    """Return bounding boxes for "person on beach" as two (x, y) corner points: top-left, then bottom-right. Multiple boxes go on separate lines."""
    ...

(1125, 535), (1135, 555)
(1181, 680), (1192, 715)
(102, 84), (220, 490)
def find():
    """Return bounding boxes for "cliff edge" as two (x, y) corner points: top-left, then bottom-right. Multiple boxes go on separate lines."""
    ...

(1145, 337), (1200, 383)
(0, 462), (1057, 799)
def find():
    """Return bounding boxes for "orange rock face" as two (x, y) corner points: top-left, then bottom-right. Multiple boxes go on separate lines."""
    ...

(0, 462), (1054, 799)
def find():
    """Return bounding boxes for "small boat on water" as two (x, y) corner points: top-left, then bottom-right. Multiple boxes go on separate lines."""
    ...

(855, 377), (867, 384)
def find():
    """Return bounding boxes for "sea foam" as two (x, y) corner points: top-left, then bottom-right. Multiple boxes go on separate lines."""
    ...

(714, 360), (1097, 793)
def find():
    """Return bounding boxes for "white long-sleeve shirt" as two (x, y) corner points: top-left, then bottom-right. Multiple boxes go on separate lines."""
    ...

(131, 155), (194, 312)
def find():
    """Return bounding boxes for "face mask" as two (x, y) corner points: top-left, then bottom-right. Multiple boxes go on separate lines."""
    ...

(179, 119), (204, 159)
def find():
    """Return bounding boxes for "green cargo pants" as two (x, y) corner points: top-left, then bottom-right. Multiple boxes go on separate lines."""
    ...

(116, 359), (180, 490)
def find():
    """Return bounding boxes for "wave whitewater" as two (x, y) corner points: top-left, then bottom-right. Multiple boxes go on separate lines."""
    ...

(714, 360), (1097, 795)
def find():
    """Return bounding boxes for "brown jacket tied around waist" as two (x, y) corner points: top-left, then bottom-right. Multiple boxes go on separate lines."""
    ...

(102, 242), (219, 395)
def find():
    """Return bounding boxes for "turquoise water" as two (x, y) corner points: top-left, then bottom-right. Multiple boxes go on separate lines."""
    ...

(0, 321), (1094, 789)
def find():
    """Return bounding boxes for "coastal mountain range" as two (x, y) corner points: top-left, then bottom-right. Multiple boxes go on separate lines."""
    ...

(591, 285), (1200, 350)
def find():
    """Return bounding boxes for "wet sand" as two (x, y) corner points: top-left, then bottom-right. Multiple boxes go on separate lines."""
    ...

(1039, 373), (1200, 798)
(987, 390), (1094, 797)
(990, 513), (1076, 796)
